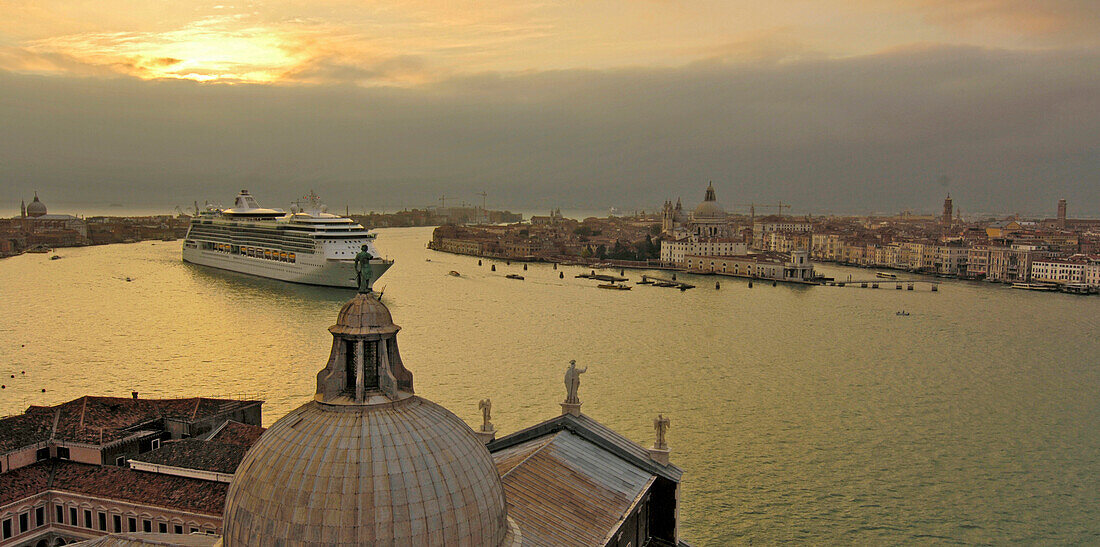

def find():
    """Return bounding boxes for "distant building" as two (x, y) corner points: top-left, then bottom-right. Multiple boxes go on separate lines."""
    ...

(684, 250), (815, 282)
(1058, 198), (1067, 228)
(942, 194), (953, 226)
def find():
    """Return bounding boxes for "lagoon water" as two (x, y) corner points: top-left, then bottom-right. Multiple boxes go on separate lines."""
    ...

(2, 226), (1098, 545)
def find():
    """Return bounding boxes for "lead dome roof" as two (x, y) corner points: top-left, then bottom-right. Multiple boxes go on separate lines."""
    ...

(221, 292), (512, 546)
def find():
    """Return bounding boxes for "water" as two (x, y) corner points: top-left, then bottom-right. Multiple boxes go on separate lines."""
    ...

(1, 227), (1098, 545)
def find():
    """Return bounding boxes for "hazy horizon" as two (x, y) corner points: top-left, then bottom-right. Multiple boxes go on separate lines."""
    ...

(2, 1), (1098, 217)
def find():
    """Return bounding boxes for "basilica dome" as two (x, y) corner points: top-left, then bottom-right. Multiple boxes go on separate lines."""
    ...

(222, 292), (511, 546)
(26, 193), (47, 217)
(692, 182), (726, 219)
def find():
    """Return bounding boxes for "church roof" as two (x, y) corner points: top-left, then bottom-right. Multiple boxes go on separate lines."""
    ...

(488, 413), (682, 546)
(222, 397), (510, 545)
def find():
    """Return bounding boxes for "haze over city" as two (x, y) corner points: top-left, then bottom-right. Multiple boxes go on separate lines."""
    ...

(1, 0), (1098, 216)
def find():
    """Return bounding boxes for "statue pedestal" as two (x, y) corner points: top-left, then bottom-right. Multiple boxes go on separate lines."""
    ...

(474, 427), (496, 445)
(648, 447), (670, 466)
(560, 402), (582, 417)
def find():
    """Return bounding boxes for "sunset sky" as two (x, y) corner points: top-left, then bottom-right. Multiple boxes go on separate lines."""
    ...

(2, 0), (1098, 214)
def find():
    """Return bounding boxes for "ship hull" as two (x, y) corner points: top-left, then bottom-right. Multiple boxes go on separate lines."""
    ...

(182, 247), (392, 289)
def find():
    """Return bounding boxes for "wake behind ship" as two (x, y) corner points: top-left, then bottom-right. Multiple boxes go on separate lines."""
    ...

(182, 190), (392, 289)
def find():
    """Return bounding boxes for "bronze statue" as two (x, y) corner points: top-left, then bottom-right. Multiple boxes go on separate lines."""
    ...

(354, 245), (374, 293)
(564, 359), (587, 404)
(654, 414), (671, 450)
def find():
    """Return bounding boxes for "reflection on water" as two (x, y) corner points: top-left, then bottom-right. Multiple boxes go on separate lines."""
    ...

(2, 229), (1099, 545)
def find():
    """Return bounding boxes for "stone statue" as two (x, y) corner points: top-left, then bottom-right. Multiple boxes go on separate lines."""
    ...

(354, 245), (374, 293)
(478, 398), (493, 432)
(563, 359), (587, 405)
(654, 414), (670, 450)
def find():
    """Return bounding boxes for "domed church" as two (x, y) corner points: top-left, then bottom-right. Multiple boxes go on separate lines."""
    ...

(69, 288), (686, 547)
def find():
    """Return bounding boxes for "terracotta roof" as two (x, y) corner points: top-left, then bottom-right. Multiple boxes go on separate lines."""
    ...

(1, 396), (261, 449)
(0, 410), (55, 453)
(0, 460), (227, 514)
(0, 459), (51, 505)
(129, 439), (250, 474)
(205, 420), (266, 447)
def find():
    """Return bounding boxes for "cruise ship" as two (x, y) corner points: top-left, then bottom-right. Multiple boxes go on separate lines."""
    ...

(182, 190), (392, 289)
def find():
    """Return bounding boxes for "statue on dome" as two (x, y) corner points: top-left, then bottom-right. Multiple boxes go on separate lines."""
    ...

(653, 414), (671, 450)
(563, 359), (587, 405)
(479, 398), (493, 432)
(354, 245), (374, 293)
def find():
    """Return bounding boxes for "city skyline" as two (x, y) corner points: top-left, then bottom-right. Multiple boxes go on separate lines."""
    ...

(0, 1), (1098, 215)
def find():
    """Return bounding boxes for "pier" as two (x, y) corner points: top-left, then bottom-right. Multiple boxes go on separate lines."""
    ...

(824, 279), (940, 291)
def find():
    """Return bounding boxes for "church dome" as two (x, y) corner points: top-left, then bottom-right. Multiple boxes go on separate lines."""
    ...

(222, 291), (512, 546)
(222, 397), (509, 545)
(692, 182), (726, 219)
(26, 193), (46, 217)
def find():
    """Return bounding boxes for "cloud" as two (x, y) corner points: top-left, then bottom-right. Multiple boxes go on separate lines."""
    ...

(0, 45), (1097, 216)
(903, 0), (1100, 45)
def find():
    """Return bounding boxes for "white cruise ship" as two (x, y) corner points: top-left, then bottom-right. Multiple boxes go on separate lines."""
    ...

(182, 190), (392, 289)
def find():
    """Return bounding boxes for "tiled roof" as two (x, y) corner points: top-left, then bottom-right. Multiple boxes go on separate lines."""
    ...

(492, 430), (656, 546)
(205, 420), (265, 447)
(0, 459), (51, 505)
(1, 396), (261, 449)
(0, 411), (55, 453)
(129, 439), (250, 475)
(0, 460), (227, 515)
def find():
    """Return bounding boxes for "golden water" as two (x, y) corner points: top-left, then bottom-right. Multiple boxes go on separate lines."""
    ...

(2, 227), (1098, 544)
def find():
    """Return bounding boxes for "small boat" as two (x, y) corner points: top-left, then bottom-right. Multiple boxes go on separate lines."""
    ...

(505, 274), (524, 280)
(598, 283), (631, 290)
(876, 272), (898, 279)
(447, 271), (460, 277)
(896, 311), (910, 316)
(50, 255), (62, 260)
(654, 282), (677, 288)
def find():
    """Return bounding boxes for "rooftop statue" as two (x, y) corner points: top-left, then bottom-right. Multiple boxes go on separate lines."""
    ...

(654, 414), (671, 450)
(564, 359), (587, 405)
(479, 398), (493, 432)
(354, 244), (374, 293)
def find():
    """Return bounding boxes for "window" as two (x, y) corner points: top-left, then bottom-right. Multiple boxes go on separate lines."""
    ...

(83, 510), (92, 529)
(174, 524), (183, 534)
(57, 447), (70, 459)
(2, 519), (10, 539)
(151, 439), (161, 450)
(128, 517), (137, 532)
(113, 515), (121, 532)
(115, 456), (126, 466)
(69, 507), (77, 526)
(56, 505), (64, 524)
(35, 507), (44, 527)
(98, 512), (107, 531)
(143, 520), (151, 533)
(20, 512), (28, 533)
(190, 527), (199, 534)
(36, 447), (49, 461)
(159, 522), (168, 533)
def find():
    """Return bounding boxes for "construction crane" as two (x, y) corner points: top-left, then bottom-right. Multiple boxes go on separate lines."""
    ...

(438, 194), (448, 209)
(729, 202), (792, 218)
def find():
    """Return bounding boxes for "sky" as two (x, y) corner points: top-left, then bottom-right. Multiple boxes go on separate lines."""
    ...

(1, 0), (1098, 217)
